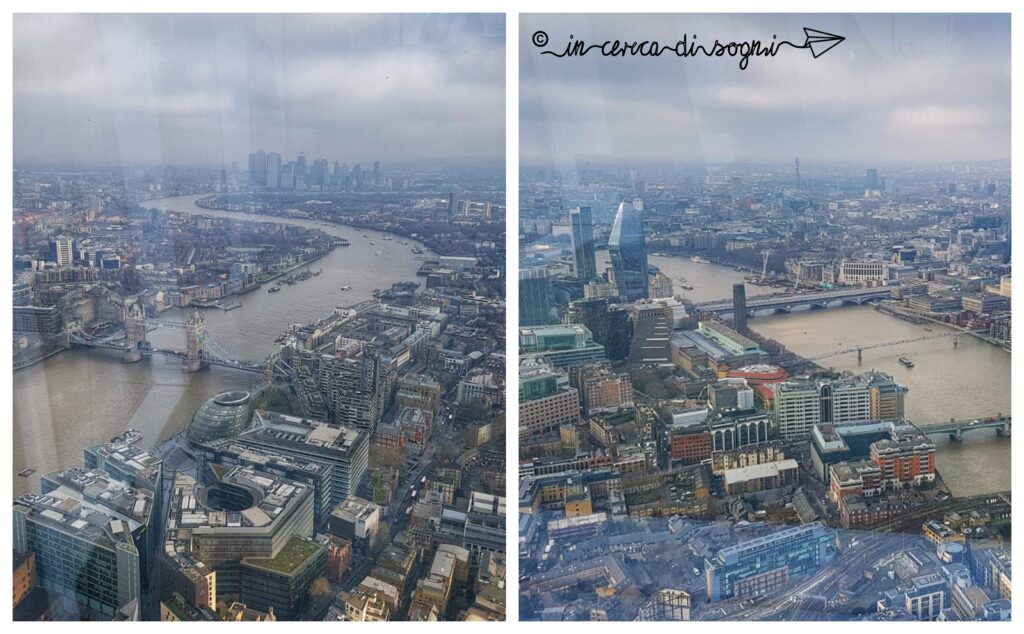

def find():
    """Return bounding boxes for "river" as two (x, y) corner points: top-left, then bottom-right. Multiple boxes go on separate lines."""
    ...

(652, 254), (1010, 496)
(649, 254), (761, 303)
(13, 194), (430, 495)
(647, 252), (1007, 495)
(753, 305), (1011, 497)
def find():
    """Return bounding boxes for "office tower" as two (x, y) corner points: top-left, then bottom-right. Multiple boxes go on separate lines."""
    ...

(238, 536), (327, 620)
(266, 152), (282, 189)
(220, 169), (228, 192)
(308, 158), (327, 189)
(49, 235), (75, 266)
(84, 434), (163, 493)
(162, 470), (316, 604)
(608, 200), (649, 301)
(794, 156), (801, 189)
(773, 372), (907, 441)
(866, 168), (879, 190)
(248, 151), (258, 183)
(447, 190), (460, 216)
(519, 324), (606, 368)
(565, 297), (633, 362)
(373, 161), (381, 177)
(732, 283), (747, 334)
(14, 469), (154, 619)
(242, 411), (369, 507)
(705, 523), (834, 602)
(192, 440), (334, 530)
(519, 268), (555, 326)
(296, 151), (307, 182)
(248, 149), (267, 186)
(569, 206), (597, 281)
(519, 355), (580, 439)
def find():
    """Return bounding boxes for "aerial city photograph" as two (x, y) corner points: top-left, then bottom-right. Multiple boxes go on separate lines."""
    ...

(518, 14), (1011, 621)
(12, 14), (506, 621)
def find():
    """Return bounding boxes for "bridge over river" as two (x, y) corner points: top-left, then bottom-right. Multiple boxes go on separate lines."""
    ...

(65, 303), (283, 376)
(917, 415), (1011, 441)
(695, 287), (892, 316)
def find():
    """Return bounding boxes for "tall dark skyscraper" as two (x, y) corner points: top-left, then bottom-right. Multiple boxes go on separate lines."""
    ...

(519, 268), (555, 326)
(248, 148), (267, 186)
(608, 200), (649, 301)
(794, 156), (801, 189)
(732, 283), (747, 334)
(565, 297), (632, 361)
(866, 168), (879, 190)
(569, 206), (597, 281)
(447, 191), (460, 216)
(266, 152), (282, 189)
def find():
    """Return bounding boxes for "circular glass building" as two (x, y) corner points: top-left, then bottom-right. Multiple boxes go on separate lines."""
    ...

(187, 390), (252, 443)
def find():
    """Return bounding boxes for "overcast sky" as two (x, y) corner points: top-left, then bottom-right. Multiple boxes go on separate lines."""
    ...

(521, 13), (1010, 167)
(14, 13), (505, 167)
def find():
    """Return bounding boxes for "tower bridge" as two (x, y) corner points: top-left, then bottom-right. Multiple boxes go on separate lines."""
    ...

(66, 307), (271, 375)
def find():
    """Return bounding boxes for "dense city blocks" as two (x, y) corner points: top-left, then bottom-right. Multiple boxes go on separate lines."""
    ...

(518, 12), (1010, 622)
(12, 13), (506, 622)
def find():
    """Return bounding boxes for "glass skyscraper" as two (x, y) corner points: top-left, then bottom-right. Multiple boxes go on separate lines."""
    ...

(519, 268), (555, 326)
(569, 206), (597, 281)
(608, 199), (649, 301)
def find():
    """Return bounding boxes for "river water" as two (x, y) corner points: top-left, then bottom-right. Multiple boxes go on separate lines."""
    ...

(13, 194), (430, 495)
(651, 254), (1011, 497)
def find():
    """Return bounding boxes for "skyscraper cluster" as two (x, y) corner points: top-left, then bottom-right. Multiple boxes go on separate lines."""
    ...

(246, 149), (384, 191)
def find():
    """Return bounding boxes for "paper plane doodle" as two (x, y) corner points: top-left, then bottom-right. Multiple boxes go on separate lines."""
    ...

(801, 28), (846, 58)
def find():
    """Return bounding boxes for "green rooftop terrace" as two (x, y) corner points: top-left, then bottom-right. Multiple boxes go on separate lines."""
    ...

(242, 536), (320, 576)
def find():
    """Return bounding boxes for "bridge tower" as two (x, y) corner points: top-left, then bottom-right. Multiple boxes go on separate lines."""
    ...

(948, 418), (963, 442)
(122, 299), (146, 363)
(997, 413), (1010, 437)
(264, 354), (275, 384)
(184, 308), (205, 372)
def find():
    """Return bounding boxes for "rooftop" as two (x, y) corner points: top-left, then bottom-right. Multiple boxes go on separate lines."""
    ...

(248, 410), (362, 454)
(242, 536), (321, 576)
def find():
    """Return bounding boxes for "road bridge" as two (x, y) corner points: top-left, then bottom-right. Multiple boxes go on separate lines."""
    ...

(917, 415), (1010, 441)
(695, 287), (892, 316)
(66, 307), (270, 375)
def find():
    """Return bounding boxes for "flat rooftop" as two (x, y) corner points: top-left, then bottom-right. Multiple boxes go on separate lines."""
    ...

(242, 535), (320, 576)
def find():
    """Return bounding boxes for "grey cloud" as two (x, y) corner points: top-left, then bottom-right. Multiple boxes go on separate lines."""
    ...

(15, 13), (505, 167)
(521, 13), (1010, 165)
